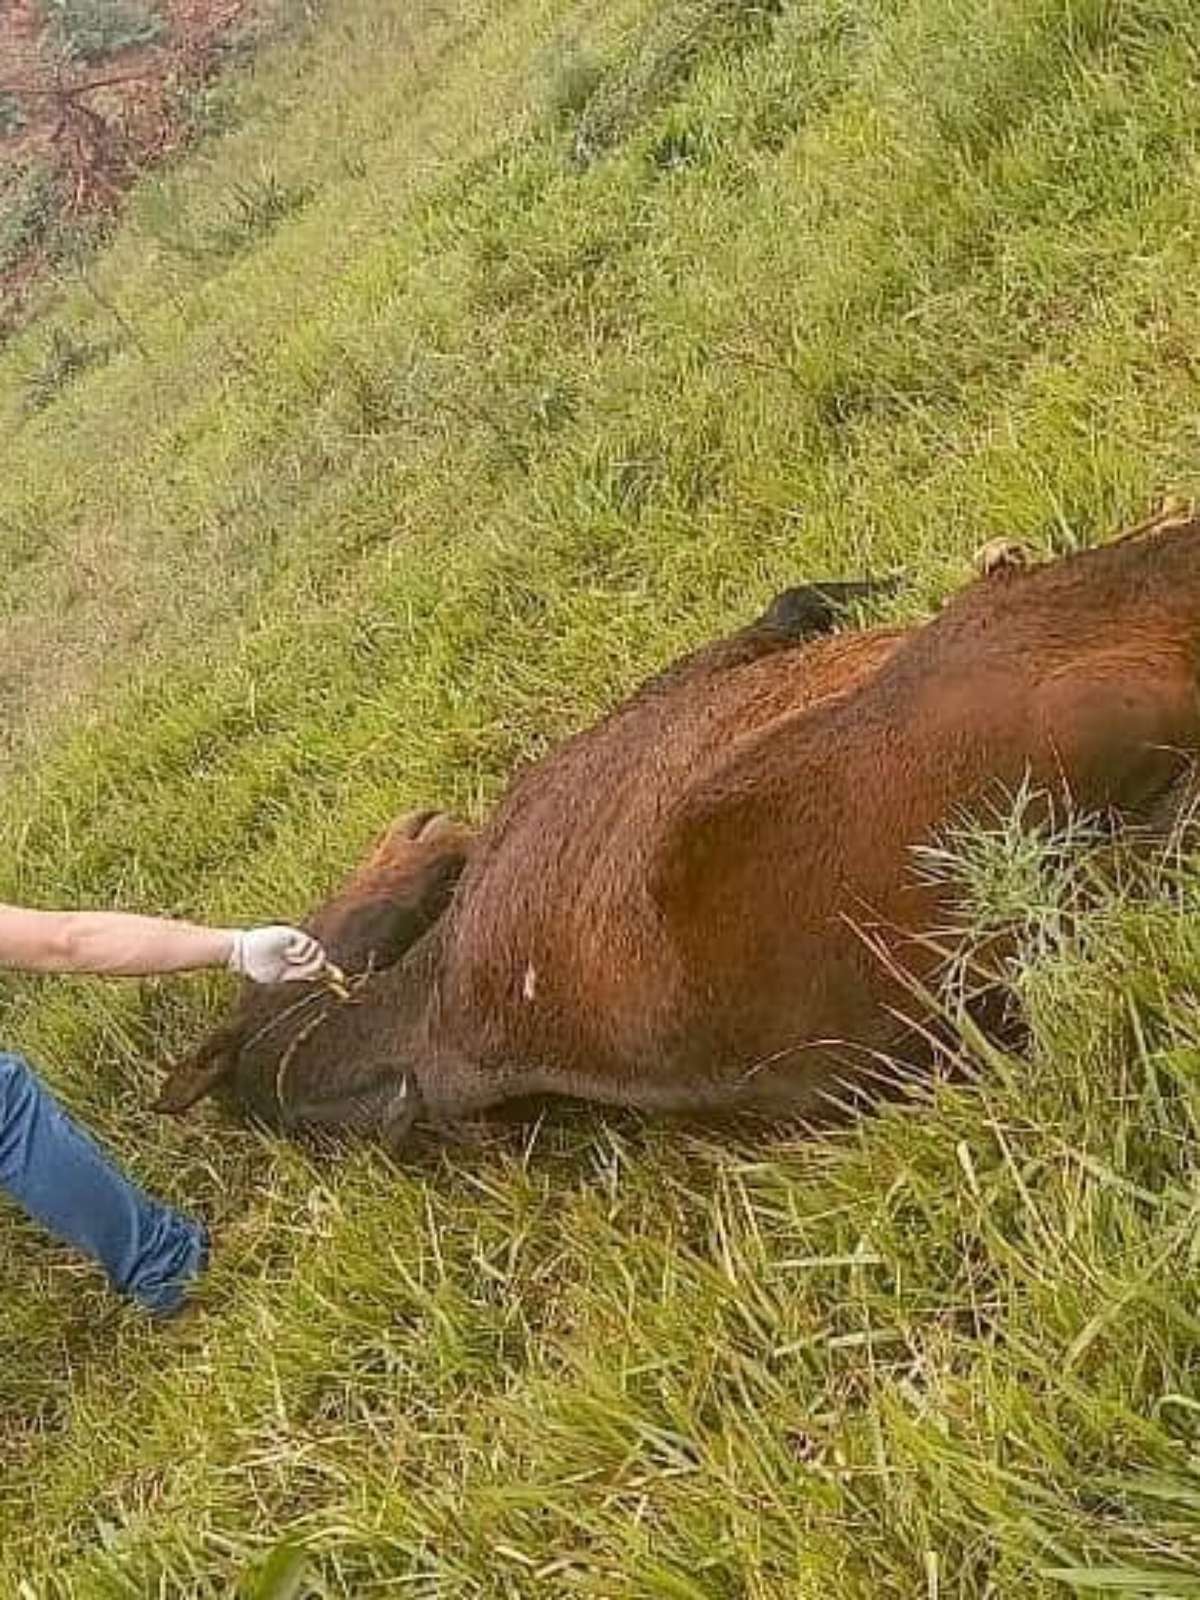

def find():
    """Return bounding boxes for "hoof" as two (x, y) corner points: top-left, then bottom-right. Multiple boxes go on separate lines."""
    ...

(974, 538), (1032, 577)
(1114, 496), (1197, 546)
(1158, 492), (1193, 520)
(761, 576), (901, 638)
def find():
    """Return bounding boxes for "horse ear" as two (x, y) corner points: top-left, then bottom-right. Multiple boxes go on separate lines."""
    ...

(152, 1026), (241, 1114)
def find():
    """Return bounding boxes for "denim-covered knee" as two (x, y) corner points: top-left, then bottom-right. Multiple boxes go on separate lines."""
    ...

(0, 1052), (41, 1180)
(0, 1052), (38, 1115)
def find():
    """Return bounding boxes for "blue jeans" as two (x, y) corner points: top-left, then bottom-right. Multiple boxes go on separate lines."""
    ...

(0, 1051), (208, 1316)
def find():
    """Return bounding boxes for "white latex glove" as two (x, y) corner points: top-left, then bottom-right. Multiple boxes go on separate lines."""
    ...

(226, 926), (329, 985)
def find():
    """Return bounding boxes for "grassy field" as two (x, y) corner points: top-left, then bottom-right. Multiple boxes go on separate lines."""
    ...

(3, 0), (1200, 1592)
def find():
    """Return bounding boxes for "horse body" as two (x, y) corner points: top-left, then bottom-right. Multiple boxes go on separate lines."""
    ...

(157, 512), (1200, 1142)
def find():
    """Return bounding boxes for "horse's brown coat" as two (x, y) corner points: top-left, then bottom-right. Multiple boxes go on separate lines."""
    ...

(158, 511), (1200, 1142)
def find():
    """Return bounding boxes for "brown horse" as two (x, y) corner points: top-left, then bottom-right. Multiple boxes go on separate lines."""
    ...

(156, 508), (1200, 1144)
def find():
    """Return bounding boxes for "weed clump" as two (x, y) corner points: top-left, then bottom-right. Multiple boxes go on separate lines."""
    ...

(202, 172), (316, 256)
(21, 325), (110, 414)
(568, 0), (783, 165)
(537, 43), (605, 126)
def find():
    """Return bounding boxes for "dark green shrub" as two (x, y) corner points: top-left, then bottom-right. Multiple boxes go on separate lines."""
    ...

(44, 0), (165, 65)
(0, 93), (25, 138)
(0, 160), (59, 275)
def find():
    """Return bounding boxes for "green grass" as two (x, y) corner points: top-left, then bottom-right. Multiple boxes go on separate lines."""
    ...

(3, 0), (1200, 1591)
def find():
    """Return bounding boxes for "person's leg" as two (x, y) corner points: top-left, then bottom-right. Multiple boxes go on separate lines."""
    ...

(0, 1051), (207, 1316)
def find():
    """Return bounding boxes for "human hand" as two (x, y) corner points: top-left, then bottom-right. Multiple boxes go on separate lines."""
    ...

(226, 926), (328, 984)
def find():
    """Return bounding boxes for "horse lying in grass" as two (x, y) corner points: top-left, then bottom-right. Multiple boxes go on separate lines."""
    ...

(156, 508), (1200, 1145)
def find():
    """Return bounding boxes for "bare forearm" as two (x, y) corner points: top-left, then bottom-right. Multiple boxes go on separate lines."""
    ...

(0, 906), (234, 977)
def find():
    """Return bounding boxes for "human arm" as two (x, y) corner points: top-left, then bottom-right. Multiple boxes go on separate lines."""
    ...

(0, 904), (328, 982)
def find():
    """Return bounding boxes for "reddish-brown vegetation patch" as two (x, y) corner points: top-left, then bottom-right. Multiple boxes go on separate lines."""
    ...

(0, 0), (275, 324)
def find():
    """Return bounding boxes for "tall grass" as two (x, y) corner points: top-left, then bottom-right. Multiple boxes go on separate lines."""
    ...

(2, 0), (1200, 1592)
